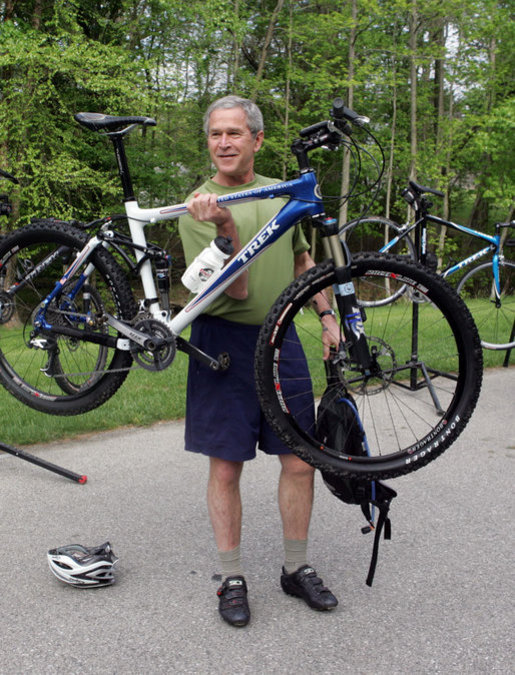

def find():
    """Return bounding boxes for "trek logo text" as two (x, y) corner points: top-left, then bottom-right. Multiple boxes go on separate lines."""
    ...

(237, 219), (280, 264)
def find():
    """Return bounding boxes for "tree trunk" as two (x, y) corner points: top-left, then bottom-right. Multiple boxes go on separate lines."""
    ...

(31, 0), (43, 29)
(468, 35), (497, 229)
(2, 0), (15, 21)
(434, 20), (448, 270)
(406, 0), (418, 228)
(282, 1), (293, 181)
(250, 0), (285, 102)
(385, 57), (397, 221)
(437, 88), (453, 272)
(338, 0), (356, 228)
(408, 0), (418, 184)
(231, 0), (241, 89)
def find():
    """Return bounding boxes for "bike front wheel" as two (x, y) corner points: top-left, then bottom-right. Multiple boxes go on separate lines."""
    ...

(456, 259), (514, 350)
(255, 254), (483, 479)
(0, 221), (137, 415)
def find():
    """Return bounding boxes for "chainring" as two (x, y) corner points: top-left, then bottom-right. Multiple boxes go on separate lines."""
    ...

(130, 318), (176, 371)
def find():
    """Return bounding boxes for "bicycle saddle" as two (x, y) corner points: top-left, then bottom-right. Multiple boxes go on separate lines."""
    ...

(75, 112), (156, 133)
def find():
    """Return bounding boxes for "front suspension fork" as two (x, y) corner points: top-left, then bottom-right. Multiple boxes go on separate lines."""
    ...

(319, 220), (372, 373)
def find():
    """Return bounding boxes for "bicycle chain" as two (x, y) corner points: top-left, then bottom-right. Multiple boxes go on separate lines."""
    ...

(34, 311), (177, 378)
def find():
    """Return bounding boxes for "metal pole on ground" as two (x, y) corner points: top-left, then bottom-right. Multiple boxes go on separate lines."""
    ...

(0, 442), (87, 483)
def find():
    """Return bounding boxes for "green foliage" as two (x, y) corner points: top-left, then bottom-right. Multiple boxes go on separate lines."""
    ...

(0, 8), (149, 223)
(0, 0), (512, 250)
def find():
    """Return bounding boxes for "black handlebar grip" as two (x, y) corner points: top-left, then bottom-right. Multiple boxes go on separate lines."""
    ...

(331, 98), (369, 126)
(332, 97), (346, 118)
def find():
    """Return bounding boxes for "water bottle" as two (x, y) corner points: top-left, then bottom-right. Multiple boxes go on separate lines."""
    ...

(181, 236), (234, 293)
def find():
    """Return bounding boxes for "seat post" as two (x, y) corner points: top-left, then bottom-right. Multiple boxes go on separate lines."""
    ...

(109, 133), (135, 201)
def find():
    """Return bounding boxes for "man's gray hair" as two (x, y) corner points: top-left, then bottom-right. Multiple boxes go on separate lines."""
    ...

(203, 96), (264, 137)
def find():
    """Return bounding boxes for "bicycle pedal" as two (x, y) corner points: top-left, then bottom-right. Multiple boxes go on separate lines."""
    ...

(217, 352), (230, 370)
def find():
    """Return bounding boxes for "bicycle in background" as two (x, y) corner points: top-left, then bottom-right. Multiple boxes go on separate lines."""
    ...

(339, 182), (514, 354)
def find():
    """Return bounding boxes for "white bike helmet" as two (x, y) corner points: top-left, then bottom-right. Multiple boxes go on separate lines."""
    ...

(47, 542), (118, 588)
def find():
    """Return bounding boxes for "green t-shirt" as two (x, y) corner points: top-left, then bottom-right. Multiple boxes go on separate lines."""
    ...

(178, 174), (310, 325)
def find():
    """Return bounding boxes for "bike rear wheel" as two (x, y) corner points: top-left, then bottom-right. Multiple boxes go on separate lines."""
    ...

(456, 260), (514, 350)
(0, 221), (137, 414)
(255, 254), (483, 479)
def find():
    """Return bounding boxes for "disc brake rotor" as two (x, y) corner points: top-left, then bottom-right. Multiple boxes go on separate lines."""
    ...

(339, 335), (396, 395)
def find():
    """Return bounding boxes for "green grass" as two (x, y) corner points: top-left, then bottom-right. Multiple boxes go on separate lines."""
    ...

(0, 302), (511, 448)
(0, 350), (189, 447)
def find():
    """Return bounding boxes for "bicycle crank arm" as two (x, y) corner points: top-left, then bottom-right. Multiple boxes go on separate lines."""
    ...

(176, 337), (230, 371)
(105, 314), (168, 350)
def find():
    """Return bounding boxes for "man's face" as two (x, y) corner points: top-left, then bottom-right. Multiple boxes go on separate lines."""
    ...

(207, 107), (264, 186)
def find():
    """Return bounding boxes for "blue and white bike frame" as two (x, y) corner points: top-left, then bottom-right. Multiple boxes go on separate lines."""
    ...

(35, 171), (328, 345)
(34, 107), (369, 361)
(130, 172), (325, 335)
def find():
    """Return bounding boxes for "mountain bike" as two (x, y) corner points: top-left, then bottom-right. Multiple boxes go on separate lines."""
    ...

(339, 181), (514, 351)
(0, 100), (483, 480)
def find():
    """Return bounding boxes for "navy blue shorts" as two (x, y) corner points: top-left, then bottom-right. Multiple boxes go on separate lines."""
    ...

(184, 315), (314, 462)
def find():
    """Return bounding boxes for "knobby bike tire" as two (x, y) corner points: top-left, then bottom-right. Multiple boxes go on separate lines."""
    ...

(456, 260), (515, 350)
(255, 253), (483, 479)
(0, 221), (138, 415)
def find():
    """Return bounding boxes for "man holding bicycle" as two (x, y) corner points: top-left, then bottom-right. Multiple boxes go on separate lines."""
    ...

(179, 95), (339, 627)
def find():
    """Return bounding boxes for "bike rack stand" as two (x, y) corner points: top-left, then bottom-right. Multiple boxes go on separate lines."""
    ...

(401, 230), (455, 414)
(0, 442), (87, 483)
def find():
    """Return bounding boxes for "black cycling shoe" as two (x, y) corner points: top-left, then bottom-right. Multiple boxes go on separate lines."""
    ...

(280, 565), (338, 611)
(217, 576), (250, 627)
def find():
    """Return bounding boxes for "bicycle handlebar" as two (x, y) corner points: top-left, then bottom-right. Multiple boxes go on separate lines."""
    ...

(402, 180), (444, 206)
(0, 168), (18, 184)
(299, 99), (369, 139)
(331, 97), (370, 126)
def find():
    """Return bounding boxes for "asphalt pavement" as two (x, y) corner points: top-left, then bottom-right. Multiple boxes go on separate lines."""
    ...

(0, 367), (513, 674)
